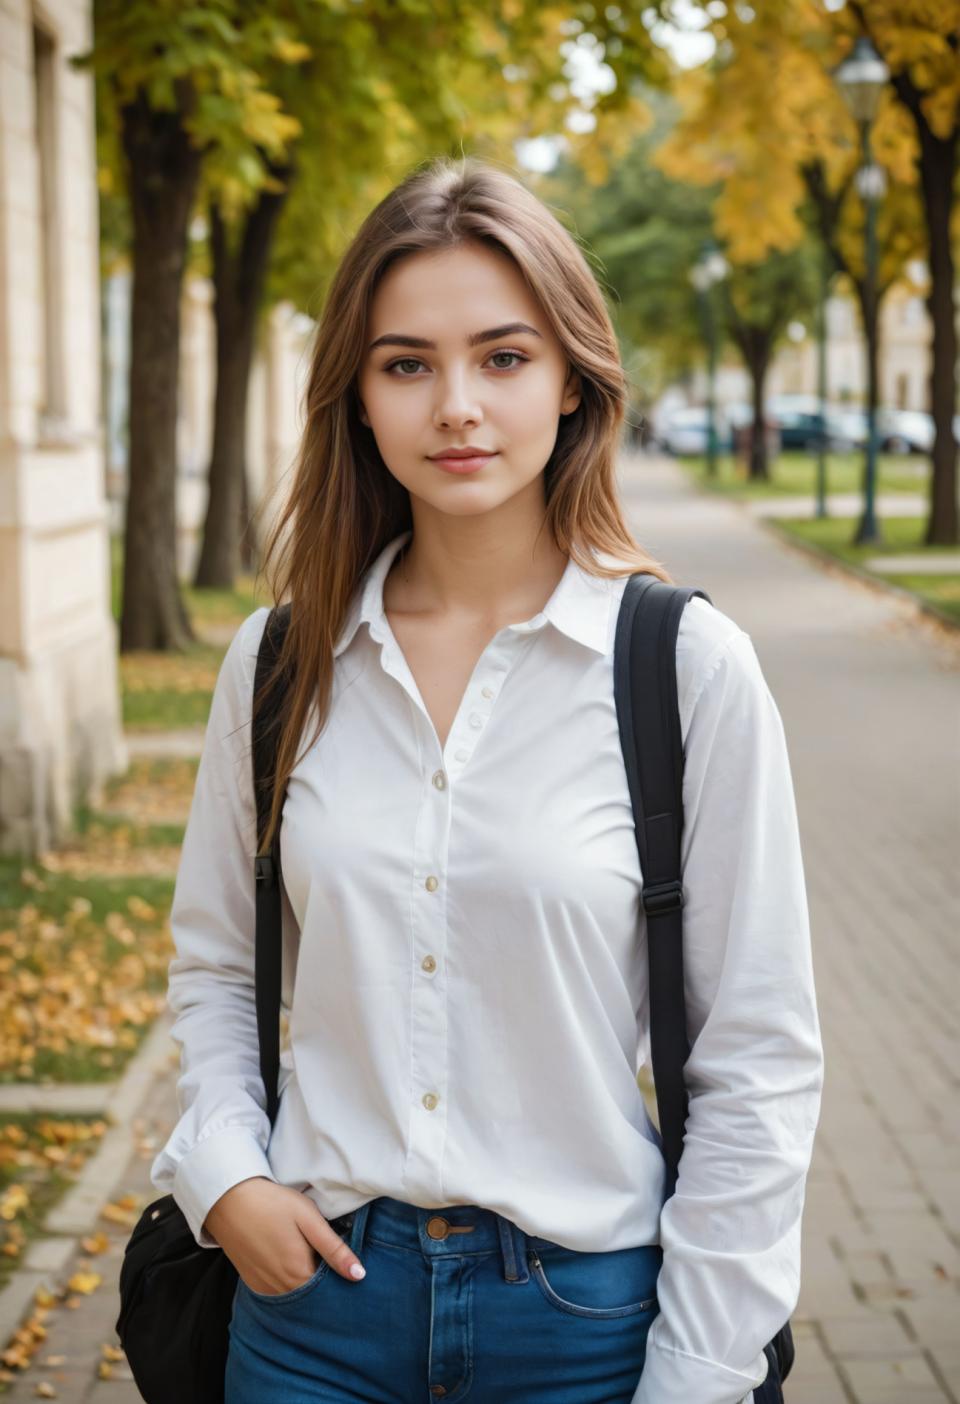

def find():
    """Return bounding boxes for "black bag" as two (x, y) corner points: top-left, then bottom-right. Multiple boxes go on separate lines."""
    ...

(613, 574), (795, 1401)
(117, 580), (796, 1400)
(115, 604), (293, 1404)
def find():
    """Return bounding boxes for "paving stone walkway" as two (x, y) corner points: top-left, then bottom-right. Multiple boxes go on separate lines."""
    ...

(2, 451), (957, 1401)
(619, 450), (960, 1403)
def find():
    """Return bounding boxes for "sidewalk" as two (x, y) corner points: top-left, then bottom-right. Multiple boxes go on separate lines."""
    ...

(2, 453), (958, 1401)
(619, 451), (960, 1403)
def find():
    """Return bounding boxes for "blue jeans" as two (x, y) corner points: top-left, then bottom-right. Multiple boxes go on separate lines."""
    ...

(225, 1194), (663, 1403)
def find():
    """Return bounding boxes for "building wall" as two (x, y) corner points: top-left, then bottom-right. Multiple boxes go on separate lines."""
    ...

(0, 0), (125, 856)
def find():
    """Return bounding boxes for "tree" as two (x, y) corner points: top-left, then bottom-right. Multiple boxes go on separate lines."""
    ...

(538, 91), (717, 416)
(847, 1), (959, 543)
(87, 1), (674, 625)
(720, 248), (821, 479)
(652, 0), (929, 532)
(78, 3), (306, 649)
(650, 0), (957, 543)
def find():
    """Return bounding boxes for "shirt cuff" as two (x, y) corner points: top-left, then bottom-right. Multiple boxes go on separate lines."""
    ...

(631, 1339), (766, 1404)
(172, 1125), (278, 1248)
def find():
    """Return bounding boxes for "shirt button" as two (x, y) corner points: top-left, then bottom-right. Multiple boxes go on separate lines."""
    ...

(422, 1092), (439, 1110)
(468, 713), (482, 729)
(481, 686), (494, 699)
(422, 954), (437, 973)
(432, 770), (446, 790)
(424, 875), (439, 892)
(455, 748), (469, 762)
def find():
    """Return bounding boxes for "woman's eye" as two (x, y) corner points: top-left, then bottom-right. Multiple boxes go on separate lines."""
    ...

(488, 350), (527, 370)
(384, 350), (528, 376)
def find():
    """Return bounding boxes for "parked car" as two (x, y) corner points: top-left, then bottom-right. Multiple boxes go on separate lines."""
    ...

(876, 409), (934, 455)
(763, 395), (849, 451)
(660, 406), (732, 456)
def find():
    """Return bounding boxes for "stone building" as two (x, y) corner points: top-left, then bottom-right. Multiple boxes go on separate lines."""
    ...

(0, 0), (125, 856)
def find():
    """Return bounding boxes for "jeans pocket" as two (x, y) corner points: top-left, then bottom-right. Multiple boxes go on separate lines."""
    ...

(240, 1254), (332, 1306)
(526, 1240), (662, 1320)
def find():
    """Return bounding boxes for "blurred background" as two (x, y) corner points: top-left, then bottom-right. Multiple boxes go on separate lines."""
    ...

(0, 2), (957, 1400)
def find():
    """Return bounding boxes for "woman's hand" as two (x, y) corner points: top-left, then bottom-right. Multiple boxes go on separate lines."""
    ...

(202, 1176), (366, 1294)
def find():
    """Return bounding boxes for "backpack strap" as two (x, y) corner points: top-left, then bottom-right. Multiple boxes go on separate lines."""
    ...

(251, 603), (293, 1128)
(613, 574), (712, 1193)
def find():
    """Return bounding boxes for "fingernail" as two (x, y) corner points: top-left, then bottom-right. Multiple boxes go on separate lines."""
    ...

(350, 1262), (366, 1280)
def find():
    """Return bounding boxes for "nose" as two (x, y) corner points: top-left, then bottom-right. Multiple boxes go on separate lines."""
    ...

(433, 367), (482, 430)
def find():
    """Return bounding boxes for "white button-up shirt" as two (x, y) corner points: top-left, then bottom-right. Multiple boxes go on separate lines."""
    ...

(151, 529), (822, 1404)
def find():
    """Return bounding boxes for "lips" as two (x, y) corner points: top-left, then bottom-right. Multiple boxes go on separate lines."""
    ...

(428, 450), (498, 474)
(427, 448), (496, 459)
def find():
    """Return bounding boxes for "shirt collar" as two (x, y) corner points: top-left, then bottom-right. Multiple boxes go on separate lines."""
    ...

(334, 530), (618, 659)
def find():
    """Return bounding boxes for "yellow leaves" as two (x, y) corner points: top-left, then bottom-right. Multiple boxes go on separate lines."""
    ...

(570, 93), (656, 186)
(0, 1252), (126, 1385)
(1, 1185), (30, 1221)
(102, 757), (198, 827)
(239, 90), (302, 153)
(0, 894), (171, 1079)
(100, 1194), (141, 1229)
(81, 1230), (110, 1255)
(272, 37), (312, 65)
(1, 1304), (51, 1372)
(120, 651), (220, 696)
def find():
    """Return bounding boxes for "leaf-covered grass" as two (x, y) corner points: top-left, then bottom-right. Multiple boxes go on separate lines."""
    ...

(110, 534), (267, 630)
(678, 449), (928, 499)
(111, 535), (269, 729)
(0, 756), (199, 1086)
(0, 1113), (108, 1295)
(0, 863), (175, 1085)
(771, 515), (960, 625)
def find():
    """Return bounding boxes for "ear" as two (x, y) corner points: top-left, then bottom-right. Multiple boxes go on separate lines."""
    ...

(357, 400), (370, 428)
(560, 366), (582, 417)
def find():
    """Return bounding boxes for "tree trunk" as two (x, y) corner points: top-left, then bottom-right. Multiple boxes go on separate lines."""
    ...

(118, 87), (202, 652)
(850, 0), (960, 544)
(745, 336), (771, 482)
(727, 318), (773, 483)
(239, 460), (257, 574)
(193, 168), (292, 589)
(916, 123), (958, 546)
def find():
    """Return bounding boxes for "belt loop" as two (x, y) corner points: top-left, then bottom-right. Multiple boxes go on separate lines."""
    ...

(496, 1214), (530, 1284)
(349, 1200), (373, 1257)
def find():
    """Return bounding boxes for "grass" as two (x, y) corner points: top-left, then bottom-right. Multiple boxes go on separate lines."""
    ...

(678, 448), (928, 499)
(0, 772), (184, 1308)
(771, 514), (960, 626)
(670, 451), (958, 627)
(111, 534), (269, 729)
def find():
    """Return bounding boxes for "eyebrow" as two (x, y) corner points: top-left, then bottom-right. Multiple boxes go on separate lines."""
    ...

(367, 321), (544, 353)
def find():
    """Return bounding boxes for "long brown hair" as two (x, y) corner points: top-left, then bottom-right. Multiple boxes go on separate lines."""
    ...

(253, 154), (672, 856)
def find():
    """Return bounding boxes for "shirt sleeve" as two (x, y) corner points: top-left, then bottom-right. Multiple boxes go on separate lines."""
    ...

(149, 607), (279, 1249)
(632, 625), (824, 1404)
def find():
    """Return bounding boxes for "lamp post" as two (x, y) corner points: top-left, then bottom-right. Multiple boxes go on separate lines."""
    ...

(815, 246), (831, 519)
(689, 243), (729, 478)
(833, 34), (889, 545)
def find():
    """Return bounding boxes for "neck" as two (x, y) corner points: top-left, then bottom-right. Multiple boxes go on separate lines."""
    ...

(386, 485), (569, 624)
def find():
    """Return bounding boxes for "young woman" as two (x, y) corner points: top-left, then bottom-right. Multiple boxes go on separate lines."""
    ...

(151, 156), (823, 1404)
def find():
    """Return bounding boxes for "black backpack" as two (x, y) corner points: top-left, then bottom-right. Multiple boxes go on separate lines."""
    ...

(115, 574), (793, 1403)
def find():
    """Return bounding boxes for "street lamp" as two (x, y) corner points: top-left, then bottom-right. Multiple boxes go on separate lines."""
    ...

(689, 242), (729, 478)
(833, 34), (889, 545)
